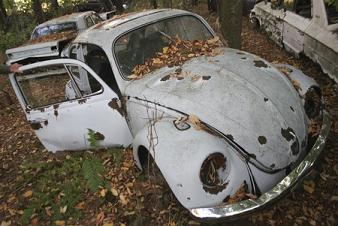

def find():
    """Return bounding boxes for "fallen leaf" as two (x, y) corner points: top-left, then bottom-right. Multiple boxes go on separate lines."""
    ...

(303, 180), (315, 194)
(96, 212), (104, 225)
(30, 217), (39, 226)
(119, 194), (128, 205)
(1, 221), (11, 226)
(23, 190), (33, 198)
(75, 201), (85, 210)
(330, 196), (338, 202)
(100, 188), (107, 197)
(111, 188), (119, 197)
(55, 220), (65, 226)
(59, 205), (67, 214)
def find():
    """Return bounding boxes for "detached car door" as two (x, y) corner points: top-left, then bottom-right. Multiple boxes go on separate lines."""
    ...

(9, 58), (132, 152)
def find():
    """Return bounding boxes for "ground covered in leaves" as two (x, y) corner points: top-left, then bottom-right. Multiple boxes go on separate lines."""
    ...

(1, 4), (338, 226)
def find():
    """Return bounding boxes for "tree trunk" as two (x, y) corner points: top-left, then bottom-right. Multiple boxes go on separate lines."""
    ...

(51, 0), (59, 11)
(112, 0), (124, 12)
(32, 0), (44, 23)
(218, 0), (243, 49)
(162, 0), (172, 8)
(0, 0), (7, 30)
(150, 0), (157, 9)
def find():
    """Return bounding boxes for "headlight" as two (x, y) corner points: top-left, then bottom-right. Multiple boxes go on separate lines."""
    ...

(304, 87), (322, 119)
(200, 153), (229, 194)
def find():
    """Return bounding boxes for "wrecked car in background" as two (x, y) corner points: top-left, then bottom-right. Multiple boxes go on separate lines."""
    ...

(250, 0), (338, 83)
(8, 9), (331, 221)
(6, 11), (103, 64)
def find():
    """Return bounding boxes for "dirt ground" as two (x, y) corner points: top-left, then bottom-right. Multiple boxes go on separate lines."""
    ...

(0, 4), (337, 226)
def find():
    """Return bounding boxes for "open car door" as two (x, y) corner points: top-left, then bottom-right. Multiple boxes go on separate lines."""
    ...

(9, 58), (132, 152)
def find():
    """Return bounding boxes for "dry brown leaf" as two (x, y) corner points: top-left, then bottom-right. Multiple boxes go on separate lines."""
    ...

(1, 221), (11, 226)
(59, 205), (67, 214)
(96, 212), (105, 225)
(30, 217), (39, 226)
(55, 220), (65, 226)
(303, 180), (315, 194)
(111, 188), (119, 197)
(75, 201), (85, 210)
(188, 114), (203, 130)
(119, 194), (128, 205)
(23, 190), (33, 198)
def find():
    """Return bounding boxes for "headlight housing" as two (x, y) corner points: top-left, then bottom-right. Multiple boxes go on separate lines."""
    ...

(200, 153), (229, 195)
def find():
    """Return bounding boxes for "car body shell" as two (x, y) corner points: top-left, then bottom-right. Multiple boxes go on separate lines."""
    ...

(250, 0), (338, 83)
(8, 9), (331, 221)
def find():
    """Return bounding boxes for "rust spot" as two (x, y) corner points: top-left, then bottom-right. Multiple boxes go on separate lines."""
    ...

(237, 52), (245, 55)
(44, 120), (48, 126)
(78, 98), (87, 104)
(160, 75), (171, 81)
(177, 77), (184, 80)
(241, 57), (247, 60)
(53, 104), (59, 110)
(54, 109), (58, 117)
(254, 60), (268, 68)
(264, 97), (269, 102)
(175, 68), (182, 74)
(258, 136), (267, 145)
(281, 127), (295, 142)
(200, 153), (228, 195)
(187, 197), (191, 200)
(202, 76), (211, 80)
(94, 132), (105, 141)
(108, 98), (126, 117)
(30, 122), (42, 130)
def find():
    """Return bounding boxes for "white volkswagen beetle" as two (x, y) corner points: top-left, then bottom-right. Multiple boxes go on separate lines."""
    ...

(8, 9), (331, 221)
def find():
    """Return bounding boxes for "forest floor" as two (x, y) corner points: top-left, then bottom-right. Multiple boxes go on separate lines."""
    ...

(0, 3), (337, 226)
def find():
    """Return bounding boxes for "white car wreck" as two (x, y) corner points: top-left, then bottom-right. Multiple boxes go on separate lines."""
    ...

(250, 0), (338, 83)
(6, 11), (103, 64)
(8, 9), (331, 221)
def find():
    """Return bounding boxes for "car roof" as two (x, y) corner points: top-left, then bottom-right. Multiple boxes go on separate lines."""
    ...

(74, 9), (198, 47)
(35, 11), (94, 28)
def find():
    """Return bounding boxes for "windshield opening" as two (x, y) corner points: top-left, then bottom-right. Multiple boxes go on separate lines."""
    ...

(114, 15), (213, 79)
(31, 22), (78, 40)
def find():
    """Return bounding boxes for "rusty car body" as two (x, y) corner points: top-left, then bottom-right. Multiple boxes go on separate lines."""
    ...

(6, 11), (103, 64)
(8, 9), (331, 221)
(250, 0), (338, 83)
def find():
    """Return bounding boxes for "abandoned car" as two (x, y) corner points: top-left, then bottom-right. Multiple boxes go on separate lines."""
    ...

(8, 9), (331, 221)
(250, 0), (338, 83)
(6, 11), (103, 64)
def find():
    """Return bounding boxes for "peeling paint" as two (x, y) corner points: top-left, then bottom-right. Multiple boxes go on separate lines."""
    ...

(160, 75), (171, 81)
(258, 136), (267, 145)
(281, 127), (295, 142)
(253, 60), (268, 68)
(108, 98), (126, 117)
(78, 98), (87, 104)
(94, 132), (105, 141)
(202, 76), (211, 80)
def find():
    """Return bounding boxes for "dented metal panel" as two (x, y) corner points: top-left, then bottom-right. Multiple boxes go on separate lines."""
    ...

(251, 0), (338, 82)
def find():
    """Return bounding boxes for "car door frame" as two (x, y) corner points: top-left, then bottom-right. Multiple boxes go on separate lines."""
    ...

(9, 58), (133, 152)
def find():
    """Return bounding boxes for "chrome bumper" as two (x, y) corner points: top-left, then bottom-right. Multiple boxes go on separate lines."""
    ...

(189, 110), (332, 222)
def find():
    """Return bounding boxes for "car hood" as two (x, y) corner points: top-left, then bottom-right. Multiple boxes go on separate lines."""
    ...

(125, 48), (308, 170)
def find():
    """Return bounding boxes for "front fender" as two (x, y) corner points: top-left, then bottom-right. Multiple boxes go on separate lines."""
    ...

(132, 118), (250, 209)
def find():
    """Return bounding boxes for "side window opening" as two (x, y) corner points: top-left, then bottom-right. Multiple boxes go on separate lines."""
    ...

(325, 0), (338, 24)
(83, 45), (122, 98)
(85, 16), (95, 28)
(295, 0), (312, 18)
(15, 64), (102, 109)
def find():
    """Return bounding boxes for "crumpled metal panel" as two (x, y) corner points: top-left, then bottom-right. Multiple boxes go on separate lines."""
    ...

(189, 110), (331, 221)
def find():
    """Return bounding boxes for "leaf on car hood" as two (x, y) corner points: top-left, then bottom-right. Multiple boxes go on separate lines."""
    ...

(128, 36), (224, 80)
